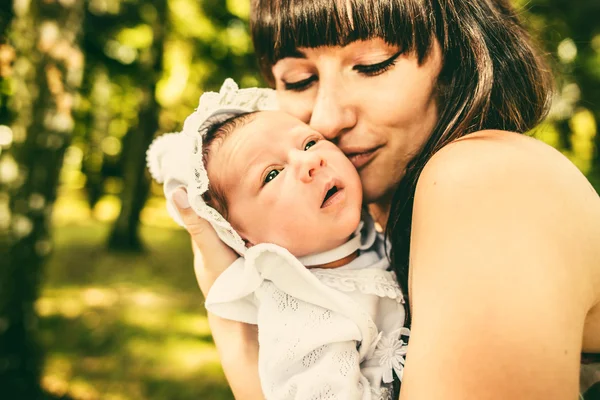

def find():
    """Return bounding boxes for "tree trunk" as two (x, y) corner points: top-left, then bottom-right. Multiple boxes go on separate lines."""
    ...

(1, 0), (84, 396)
(82, 66), (112, 209)
(108, 0), (166, 251)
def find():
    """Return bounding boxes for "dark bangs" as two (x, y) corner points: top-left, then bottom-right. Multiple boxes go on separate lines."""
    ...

(251, 0), (438, 85)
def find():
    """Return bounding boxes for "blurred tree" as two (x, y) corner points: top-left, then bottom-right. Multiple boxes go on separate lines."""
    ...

(2, 0), (84, 396)
(0, 0), (16, 372)
(80, 67), (110, 209)
(0, 2), (15, 127)
(108, 0), (167, 251)
(101, 0), (261, 250)
(78, 0), (142, 210)
(525, 0), (600, 184)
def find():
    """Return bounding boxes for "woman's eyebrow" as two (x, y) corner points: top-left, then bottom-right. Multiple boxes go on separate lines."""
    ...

(240, 150), (270, 190)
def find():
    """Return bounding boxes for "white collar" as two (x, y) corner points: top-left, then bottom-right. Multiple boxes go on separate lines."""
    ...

(297, 211), (378, 267)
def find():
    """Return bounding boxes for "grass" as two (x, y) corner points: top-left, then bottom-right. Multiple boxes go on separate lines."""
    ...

(39, 214), (234, 400)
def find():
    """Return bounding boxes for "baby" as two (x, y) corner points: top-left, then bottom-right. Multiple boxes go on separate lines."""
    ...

(147, 79), (409, 400)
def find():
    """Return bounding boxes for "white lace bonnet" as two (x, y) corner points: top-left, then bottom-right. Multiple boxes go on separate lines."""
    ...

(146, 78), (278, 255)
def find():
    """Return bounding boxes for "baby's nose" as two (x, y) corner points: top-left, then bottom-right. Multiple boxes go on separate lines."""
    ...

(292, 150), (326, 183)
(303, 158), (326, 182)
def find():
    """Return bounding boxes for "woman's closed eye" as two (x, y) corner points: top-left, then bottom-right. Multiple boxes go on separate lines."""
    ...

(281, 50), (403, 91)
(354, 50), (403, 77)
(283, 75), (317, 92)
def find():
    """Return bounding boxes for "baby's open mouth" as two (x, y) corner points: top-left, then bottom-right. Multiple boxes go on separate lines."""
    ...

(321, 186), (339, 208)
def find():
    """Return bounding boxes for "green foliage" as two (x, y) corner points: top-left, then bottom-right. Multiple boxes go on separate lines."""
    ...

(41, 220), (233, 400)
(76, 0), (261, 211)
(522, 0), (600, 182)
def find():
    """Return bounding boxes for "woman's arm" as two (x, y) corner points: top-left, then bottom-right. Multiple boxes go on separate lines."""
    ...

(174, 190), (265, 399)
(209, 313), (263, 399)
(399, 131), (598, 399)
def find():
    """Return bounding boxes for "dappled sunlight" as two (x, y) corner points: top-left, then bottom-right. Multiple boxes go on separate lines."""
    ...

(83, 287), (120, 308)
(531, 122), (561, 149)
(123, 308), (170, 332)
(531, 107), (598, 177)
(42, 374), (71, 398)
(141, 193), (180, 229)
(171, 312), (212, 337)
(69, 379), (101, 400)
(38, 216), (230, 399)
(53, 191), (92, 225)
(126, 336), (222, 379)
(129, 289), (168, 308)
(160, 339), (223, 378)
(41, 282), (230, 399)
(170, 0), (217, 41)
(93, 194), (122, 222)
(569, 109), (597, 173)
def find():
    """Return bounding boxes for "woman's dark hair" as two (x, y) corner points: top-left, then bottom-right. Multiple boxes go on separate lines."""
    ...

(201, 112), (257, 219)
(250, 0), (553, 326)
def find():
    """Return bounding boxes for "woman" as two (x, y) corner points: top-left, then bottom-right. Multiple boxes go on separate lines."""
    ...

(172, 0), (600, 398)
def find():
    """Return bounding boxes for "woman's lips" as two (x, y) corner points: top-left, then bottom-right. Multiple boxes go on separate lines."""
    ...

(345, 147), (380, 169)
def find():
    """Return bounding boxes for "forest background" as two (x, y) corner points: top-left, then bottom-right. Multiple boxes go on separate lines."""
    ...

(1, 0), (599, 399)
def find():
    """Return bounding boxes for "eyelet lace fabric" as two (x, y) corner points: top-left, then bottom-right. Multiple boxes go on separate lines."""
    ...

(311, 269), (405, 304)
(204, 224), (409, 399)
(187, 133), (248, 254)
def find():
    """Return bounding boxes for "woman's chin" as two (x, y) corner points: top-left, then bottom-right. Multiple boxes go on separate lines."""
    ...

(361, 179), (399, 206)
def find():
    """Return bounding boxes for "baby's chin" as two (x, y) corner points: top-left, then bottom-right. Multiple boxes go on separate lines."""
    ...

(240, 204), (363, 257)
(290, 213), (362, 257)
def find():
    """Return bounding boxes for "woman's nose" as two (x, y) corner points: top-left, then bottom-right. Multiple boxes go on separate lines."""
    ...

(290, 150), (327, 183)
(309, 79), (357, 141)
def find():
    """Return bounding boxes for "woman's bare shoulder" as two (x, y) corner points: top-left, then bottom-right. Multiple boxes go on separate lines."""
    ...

(400, 130), (600, 398)
(418, 129), (599, 232)
(423, 129), (596, 194)
(414, 129), (600, 301)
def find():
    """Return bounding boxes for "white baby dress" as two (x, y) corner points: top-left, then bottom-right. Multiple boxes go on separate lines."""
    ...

(205, 213), (409, 400)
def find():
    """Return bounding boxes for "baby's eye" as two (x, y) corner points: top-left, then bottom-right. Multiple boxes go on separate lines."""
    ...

(304, 140), (317, 151)
(264, 169), (281, 184)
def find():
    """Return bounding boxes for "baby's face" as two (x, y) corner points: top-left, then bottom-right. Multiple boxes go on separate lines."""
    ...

(209, 111), (362, 257)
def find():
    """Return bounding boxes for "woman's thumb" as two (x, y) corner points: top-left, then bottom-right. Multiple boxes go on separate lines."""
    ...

(172, 188), (216, 241)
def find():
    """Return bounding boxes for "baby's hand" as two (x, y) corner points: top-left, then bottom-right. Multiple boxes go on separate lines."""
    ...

(173, 188), (238, 296)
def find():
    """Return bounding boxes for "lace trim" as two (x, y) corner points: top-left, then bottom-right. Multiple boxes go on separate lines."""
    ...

(184, 79), (278, 256)
(187, 133), (248, 255)
(372, 385), (393, 400)
(312, 269), (405, 304)
(357, 381), (393, 400)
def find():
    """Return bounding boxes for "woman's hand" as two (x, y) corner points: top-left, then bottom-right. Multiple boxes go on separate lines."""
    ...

(172, 188), (238, 296)
(173, 188), (265, 399)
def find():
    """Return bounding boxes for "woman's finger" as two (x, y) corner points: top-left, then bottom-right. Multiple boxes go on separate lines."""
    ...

(172, 188), (221, 246)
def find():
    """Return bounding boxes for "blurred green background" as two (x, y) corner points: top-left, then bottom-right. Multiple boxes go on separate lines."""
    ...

(0, 0), (598, 399)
